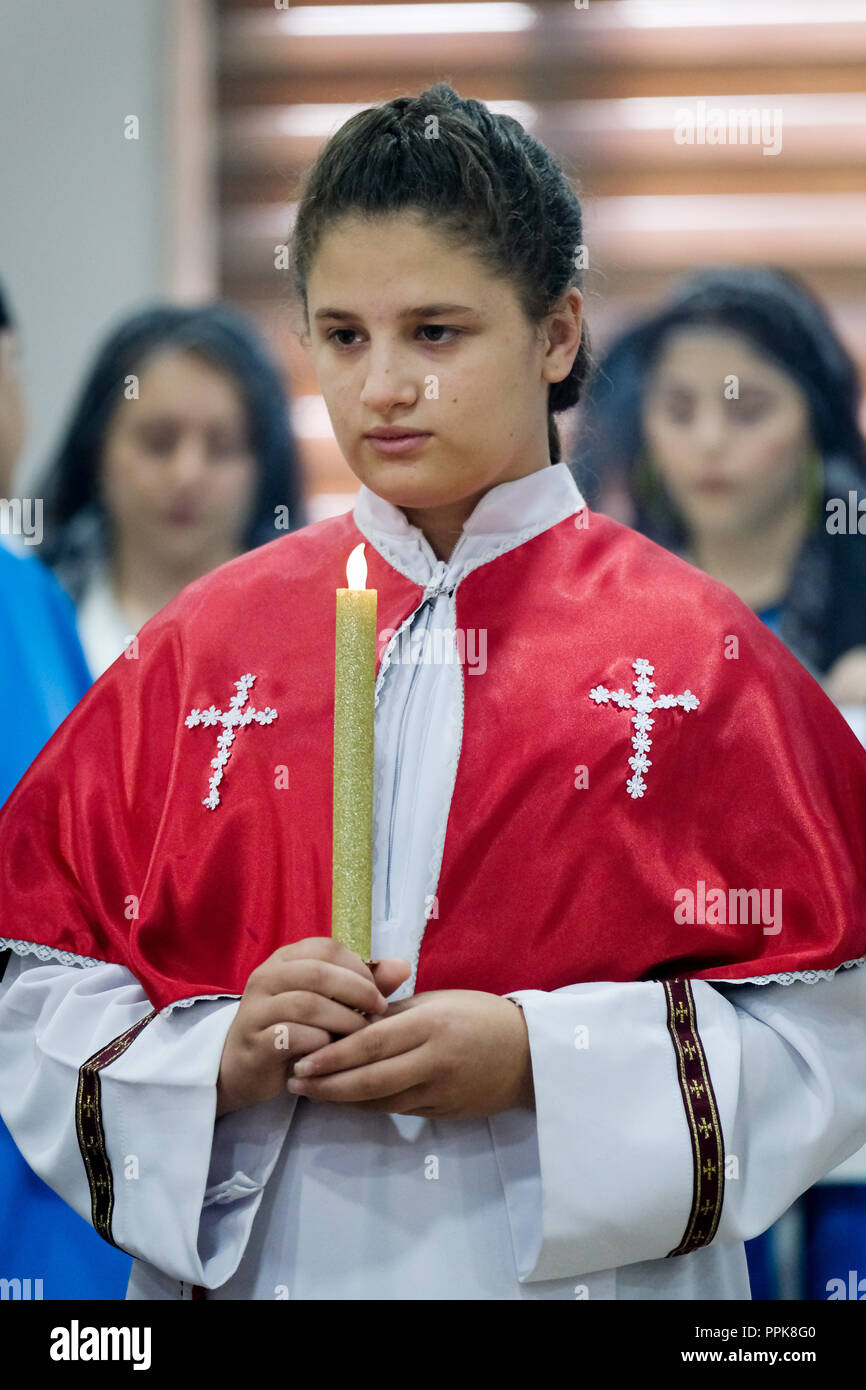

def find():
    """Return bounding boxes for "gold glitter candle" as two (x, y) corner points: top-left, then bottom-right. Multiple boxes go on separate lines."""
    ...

(332, 542), (377, 961)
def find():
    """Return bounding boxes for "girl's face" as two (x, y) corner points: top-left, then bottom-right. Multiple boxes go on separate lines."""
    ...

(99, 348), (258, 568)
(641, 327), (813, 539)
(304, 211), (580, 514)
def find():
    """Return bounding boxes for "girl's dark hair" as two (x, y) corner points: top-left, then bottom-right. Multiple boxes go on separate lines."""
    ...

(573, 264), (866, 536)
(288, 82), (592, 465)
(571, 265), (866, 676)
(0, 278), (14, 333)
(40, 302), (305, 595)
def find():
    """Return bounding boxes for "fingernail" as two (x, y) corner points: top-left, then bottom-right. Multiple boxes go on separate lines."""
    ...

(293, 1059), (312, 1076)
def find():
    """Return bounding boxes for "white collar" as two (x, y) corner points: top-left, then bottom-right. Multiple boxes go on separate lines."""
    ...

(76, 560), (133, 679)
(352, 461), (586, 588)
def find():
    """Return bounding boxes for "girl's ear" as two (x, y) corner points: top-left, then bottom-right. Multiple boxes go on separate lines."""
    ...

(543, 294), (583, 386)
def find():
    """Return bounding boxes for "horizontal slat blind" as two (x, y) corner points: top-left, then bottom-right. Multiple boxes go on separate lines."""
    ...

(216, 0), (866, 511)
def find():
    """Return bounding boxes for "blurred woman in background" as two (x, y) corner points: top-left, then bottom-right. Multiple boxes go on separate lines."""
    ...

(40, 303), (307, 677)
(0, 277), (124, 1299)
(571, 264), (866, 1299)
(573, 266), (866, 712)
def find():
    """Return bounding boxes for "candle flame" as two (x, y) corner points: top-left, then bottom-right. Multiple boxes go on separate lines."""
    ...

(346, 542), (367, 590)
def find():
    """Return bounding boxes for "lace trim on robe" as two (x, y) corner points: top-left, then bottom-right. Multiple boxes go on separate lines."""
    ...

(411, 586), (466, 1000)
(0, 939), (240, 1017)
(157, 992), (241, 1017)
(354, 505), (585, 594)
(700, 954), (866, 987)
(0, 937), (106, 969)
(2, 945), (864, 995)
(370, 586), (465, 1003)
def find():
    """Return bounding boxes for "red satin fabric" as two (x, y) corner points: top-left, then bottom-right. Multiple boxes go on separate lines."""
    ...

(1, 507), (864, 1011)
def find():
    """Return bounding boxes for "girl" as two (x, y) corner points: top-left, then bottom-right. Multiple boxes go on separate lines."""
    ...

(573, 267), (866, 703)
(1, 84), (865, 1302)
(39, 303), (306, 677)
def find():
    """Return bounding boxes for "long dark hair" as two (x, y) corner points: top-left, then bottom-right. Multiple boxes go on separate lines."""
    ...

(573, 265), (866, 533)
(572, 265), (866, 675)
(0, 278), (14, 333)
(39, 302), (306, 597)
(287, 82), (592, 466)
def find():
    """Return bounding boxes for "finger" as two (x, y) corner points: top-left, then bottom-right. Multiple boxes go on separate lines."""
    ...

(264, 959), (388, 1015)
(288, 1045), (431, 1104)
(336, 1084), (438, 1115)
(276, 937), (380, 986)
(290, 1008), (426, 1078)
(259, 1021), (332, 1062)
(369, 958), (412, 997)
(261, 990), (382, 1039)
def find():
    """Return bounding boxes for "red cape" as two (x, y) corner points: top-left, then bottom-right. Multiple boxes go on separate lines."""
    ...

(1, 507), (865, 1011)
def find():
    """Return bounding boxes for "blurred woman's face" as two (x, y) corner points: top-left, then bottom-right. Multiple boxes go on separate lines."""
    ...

(641, 328), (813, 539)
(99, 348), (258, 567)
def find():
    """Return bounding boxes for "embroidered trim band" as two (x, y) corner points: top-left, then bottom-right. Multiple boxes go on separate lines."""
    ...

(663, 977), (725, 1256)
(75, 1010), (158, 1245)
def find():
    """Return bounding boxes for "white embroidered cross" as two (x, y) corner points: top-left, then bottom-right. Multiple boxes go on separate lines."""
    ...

(184, 673), (278, 810)
(588, 658), (700, 799)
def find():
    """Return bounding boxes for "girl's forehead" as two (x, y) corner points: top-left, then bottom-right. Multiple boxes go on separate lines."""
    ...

(308, 222), (504, 314)
(311, 213), (485, 279)
(651, 328), (793, 384)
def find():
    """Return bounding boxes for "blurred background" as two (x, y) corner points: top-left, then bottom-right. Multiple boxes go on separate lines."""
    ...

(3, 0), (865, 512)
(1, 0), (865, 1304)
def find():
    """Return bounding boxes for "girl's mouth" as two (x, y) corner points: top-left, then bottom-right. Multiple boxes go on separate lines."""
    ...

(365, 433), (432, 456)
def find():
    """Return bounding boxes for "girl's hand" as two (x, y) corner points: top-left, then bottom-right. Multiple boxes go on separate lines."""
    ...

(216, 939), (411, 1117)
(286, 989), (535, 1118)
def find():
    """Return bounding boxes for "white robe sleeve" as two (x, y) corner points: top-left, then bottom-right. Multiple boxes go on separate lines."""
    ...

(489, 963), (866, 1282)
(0, 952), (296, 1288)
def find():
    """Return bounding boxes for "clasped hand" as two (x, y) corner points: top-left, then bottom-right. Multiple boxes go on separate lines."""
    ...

(289, 985), (535, 1118)
(215, 937), (534, 1120)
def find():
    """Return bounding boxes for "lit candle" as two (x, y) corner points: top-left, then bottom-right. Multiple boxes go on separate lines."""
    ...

(331, 542), (376, 962)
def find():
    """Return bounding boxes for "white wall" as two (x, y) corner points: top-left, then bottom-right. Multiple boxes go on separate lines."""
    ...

(0, 0), (169, 489)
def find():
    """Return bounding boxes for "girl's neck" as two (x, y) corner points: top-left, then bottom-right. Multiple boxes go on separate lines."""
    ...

(108, 538), (242, 630)
(686, 494), (811, 612)
(402, 457), (554, 562)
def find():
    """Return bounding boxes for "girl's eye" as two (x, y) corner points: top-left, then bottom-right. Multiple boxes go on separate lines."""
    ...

(662, 399), (693, 425)
(419, 325), (459, 344)
(325, 325), (461, 348)
(729, 397), (770, 423)
(137, 423), (180, 454)
(207, 432), (250, 460)
(328, 329), (361, 348)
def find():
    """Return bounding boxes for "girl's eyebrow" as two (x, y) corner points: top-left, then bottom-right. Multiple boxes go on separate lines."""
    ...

(313, 303), (480, 322)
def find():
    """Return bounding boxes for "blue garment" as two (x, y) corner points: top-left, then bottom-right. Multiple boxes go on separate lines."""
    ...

(804, 1186), (866, 1300)
(0, 541), (131, 1297)
(746, 598), (866, 1301)
(737, 601), (786, 1298)
(0, 542), (92, 802)
(755, 601), (784, 640)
